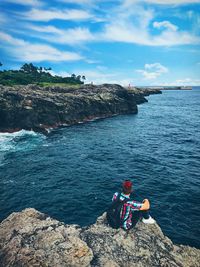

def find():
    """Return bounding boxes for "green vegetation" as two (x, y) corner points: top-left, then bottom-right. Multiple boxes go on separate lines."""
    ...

(0, 63), (86, 86)
(37, 82), (82, 88)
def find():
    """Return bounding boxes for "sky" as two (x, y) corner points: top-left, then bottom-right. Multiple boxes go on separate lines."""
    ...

(0, 0), (200, 86)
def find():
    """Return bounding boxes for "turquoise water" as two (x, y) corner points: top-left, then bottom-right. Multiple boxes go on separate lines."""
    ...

(0, 88), (200, 248)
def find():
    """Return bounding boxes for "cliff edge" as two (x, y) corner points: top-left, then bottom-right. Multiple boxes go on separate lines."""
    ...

(0, 84), (161, 134)
(0, 208), (199, 267)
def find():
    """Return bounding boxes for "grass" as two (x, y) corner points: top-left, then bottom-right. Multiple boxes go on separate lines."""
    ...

(37, 82), (82, 88)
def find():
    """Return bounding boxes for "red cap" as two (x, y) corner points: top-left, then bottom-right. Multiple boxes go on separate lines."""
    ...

(123, 180), (132, 190)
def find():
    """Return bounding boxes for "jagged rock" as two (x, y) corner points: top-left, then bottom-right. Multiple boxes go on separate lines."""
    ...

(81, 213), (200, 267)
(0, 209), (199, 267)
(0, 209), (93, 267)
(0, 84), (161, 134)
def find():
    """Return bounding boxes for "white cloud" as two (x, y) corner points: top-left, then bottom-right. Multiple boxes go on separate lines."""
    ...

(144, 0), (200, 5)
(85, 59), (101, 64)
(153, 21), (178, 31)
(3, 0), (42, 6)
(100, 6), (154, 45)
(102, 20), (197, 46)
(27, 25), (63, 34)
(70, 69), (132, 85)
(18, 44), (82, 62)
(1, 0), (200, 70)
(124, 0), (200, 5)
(4, 0), (200, 47)
(28, 25), (96, 44)
(137, 63), (168, 80)
(98, 3), (200, 46)
(152, 29), (200, 45)
(58, 0), (93, 4)
(21, 8), (94, 22)
(0, 32), (26, 46)
(79, 70), (116, 83)
(102, 22), (149, 45)
(0, 32), (83, 62)
(49, 70), (71, 77)
(57, 0), (116, 6)
(145, 63), (168, 72)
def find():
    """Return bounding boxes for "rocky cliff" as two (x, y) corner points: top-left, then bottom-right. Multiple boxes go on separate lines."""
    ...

(0, 84), (161, 134)
(0, 208), (199, 267)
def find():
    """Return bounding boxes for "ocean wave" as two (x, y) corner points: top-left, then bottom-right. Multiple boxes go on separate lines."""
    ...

(0, 130), (45, 165)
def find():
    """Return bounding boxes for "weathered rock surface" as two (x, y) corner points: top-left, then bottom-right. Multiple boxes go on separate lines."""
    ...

(0, 209), (93, 267)
(0, 84), (161, 134)
(0, 208), (199, 267)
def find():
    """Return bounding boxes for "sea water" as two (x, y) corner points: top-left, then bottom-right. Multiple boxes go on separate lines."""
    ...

(0, 87), (199, 248)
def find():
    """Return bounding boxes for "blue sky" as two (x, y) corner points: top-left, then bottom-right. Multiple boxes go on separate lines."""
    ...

(0, 0), (200, 86)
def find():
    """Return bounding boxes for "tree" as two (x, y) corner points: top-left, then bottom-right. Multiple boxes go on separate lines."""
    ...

(71, 73), (76, 79)
(20, 63), (38, 73)
(0, 63), (85, 86)
(76, 75), (81, 81)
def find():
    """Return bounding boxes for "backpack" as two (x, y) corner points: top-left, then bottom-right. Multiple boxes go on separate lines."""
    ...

(106, 193), (129, 229)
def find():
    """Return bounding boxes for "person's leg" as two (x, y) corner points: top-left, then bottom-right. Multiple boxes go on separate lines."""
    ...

(141, 210), (155, 224)
(132, 210), (154, 226)
(131, 211), (142, 227)
(141, 210), (150, 219)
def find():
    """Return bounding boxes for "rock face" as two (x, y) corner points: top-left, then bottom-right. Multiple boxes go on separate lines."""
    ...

(0, 208), (199, 267)
(0, 209), (93, 267)
(0, 84), (161, 134)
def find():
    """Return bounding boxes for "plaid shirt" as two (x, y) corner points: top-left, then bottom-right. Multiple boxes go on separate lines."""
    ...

(112, 192), (143, 230)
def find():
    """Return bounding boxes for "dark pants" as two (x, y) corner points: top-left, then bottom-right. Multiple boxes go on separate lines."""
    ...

(131, 210), (150, 227)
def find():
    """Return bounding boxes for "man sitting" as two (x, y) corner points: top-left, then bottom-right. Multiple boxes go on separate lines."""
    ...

(112, 180), (155, 230)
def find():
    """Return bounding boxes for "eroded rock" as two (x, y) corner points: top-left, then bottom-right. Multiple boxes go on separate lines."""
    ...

(0, 84), (161, 134)
(0, 208), (93, 267)
(1, 209), (199, 267)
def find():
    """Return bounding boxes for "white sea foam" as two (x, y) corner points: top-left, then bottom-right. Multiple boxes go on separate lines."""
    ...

(0, 130), (38, 150)
(0, 130), (44, 165)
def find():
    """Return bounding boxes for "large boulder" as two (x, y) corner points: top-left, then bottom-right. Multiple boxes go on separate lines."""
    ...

(0, 208), (93, 267)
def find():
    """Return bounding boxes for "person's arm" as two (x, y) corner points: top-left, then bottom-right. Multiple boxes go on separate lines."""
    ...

(112, 192), (119, 202)
(140, 199), (150, 210)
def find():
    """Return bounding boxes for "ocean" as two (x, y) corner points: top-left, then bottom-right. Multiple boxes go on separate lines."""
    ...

(0, 87), (199, 248)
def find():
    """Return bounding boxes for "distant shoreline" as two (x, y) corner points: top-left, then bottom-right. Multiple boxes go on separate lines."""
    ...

(135, 86), (192, 91)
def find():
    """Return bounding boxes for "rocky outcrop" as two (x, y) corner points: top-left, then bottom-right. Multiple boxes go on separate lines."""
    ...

(0, 208), (199, 267)
(126, 87), (162, 104)
(0, 209), (93, 267)
(0, 84), (161, 134)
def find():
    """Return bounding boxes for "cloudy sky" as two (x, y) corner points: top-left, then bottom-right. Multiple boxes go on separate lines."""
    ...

(0, 0), (200, 85)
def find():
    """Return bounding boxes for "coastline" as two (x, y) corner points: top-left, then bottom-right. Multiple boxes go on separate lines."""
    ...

(0, 84), (161, 134)
(0, 86), (198, 266)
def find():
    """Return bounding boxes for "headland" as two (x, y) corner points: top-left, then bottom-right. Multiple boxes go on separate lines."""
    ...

(0, 84), (161, 134)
